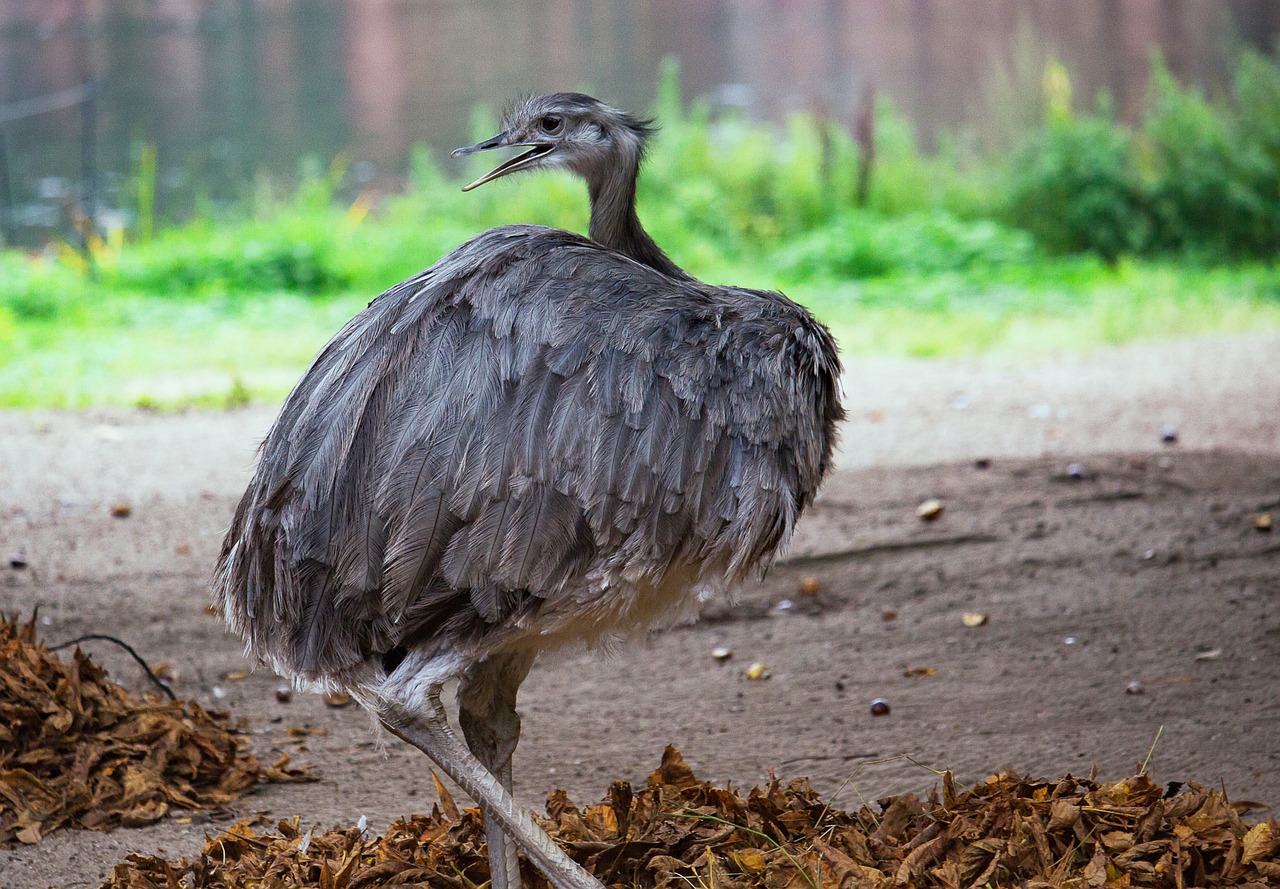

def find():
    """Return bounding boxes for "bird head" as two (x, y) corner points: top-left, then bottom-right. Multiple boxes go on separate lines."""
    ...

(451, 93), (654, 192)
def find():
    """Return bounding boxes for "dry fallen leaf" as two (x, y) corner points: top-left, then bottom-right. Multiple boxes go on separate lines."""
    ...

(904, 666), (938, 678)
(1242, 821), (1273, 864)
(0, 615), (312, 845)
(99, 746), (1280, 889)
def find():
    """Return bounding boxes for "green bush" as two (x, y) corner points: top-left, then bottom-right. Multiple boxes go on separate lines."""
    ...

(773, 210), (1037, 282)
(1003, 49), (1280, 262)
(1003, 105), (1150, 261)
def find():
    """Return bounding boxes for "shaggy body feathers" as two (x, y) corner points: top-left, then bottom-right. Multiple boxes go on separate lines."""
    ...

(216, 223), (843, 686)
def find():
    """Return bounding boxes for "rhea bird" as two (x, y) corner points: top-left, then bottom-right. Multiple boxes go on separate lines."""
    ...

(216, 93), (844, 889)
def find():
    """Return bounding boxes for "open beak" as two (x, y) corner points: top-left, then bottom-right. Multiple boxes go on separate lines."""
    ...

(451, 131), (555, 192)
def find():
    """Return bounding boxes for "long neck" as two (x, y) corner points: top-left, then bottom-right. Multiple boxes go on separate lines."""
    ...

(587, 154), (689, 280)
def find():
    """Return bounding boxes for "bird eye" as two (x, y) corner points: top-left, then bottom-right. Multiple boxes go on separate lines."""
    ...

(538, 115), (564, 135)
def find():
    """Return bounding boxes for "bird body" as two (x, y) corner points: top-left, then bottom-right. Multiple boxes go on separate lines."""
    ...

(220, 222), (840, 685)
(216, 93), (843, 889)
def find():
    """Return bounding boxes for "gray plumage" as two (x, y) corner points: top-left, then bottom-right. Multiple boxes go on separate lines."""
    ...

(215, 93), (843, 889)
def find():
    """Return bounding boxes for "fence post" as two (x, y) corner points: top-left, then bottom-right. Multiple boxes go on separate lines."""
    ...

(0, 128), (14, 247)
(81, 79), (101, 279)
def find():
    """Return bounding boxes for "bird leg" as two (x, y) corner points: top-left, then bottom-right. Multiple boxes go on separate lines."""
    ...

(377, 689), (603, 889)
(458, 654), (534, 889)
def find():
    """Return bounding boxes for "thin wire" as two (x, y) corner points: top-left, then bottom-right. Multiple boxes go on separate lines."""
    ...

(49, 633), (178, 701)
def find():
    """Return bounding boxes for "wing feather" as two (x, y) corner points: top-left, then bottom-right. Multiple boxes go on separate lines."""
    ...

(215, 225), (844, 678)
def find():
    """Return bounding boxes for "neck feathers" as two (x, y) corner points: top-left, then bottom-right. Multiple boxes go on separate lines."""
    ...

(586, 129), (688, 280)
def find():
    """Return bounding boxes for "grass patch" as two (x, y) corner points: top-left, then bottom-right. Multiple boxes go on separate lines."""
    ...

(2, 54), (1278, 409)
(2, 255), (1277, 409)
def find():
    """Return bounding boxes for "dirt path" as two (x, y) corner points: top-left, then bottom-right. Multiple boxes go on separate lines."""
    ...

(2, 333), (1278, 888)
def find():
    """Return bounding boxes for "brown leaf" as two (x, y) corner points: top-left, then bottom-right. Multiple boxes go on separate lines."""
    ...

(0, 614), (314, 846)
(431, 771), (460, 823)
(92, 747), (1280, 889)
(1241, 821), (1273, 864)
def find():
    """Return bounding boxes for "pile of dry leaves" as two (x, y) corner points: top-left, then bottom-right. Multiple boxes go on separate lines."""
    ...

(0, 615), (311, 844)
(105, 746), (1277, 889)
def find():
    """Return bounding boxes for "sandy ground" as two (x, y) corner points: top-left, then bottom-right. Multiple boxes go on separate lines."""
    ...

(1, 332), (1278, 888)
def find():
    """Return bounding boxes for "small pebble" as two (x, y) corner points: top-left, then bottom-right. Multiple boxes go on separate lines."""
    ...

(1161, 426), (1179, 445)
(1255, 512), (1273, 532)
(323, 691), (353, 708)
(774, 598), (796, 612)
(870, 698), (891, 716)
(211, 685), (227, 700)
(799, 576), (821, 596)
(916, 498), (944, 521)
(881, 609), (898, 621)
(834, 680), (846, 692)
(110, 502), (132, 518)
(711, 646), (733, 661)
(961, 612), (988, 628)
(8, 556), (27, 569)
(275, 685), (293, 703)
(1125, 681), (1145, 695)
(1067, 463), (1087, 480)
(746, 663), (772, 681)
(973, 458), (991, 470)
(1142, 549), (1156, 560)
(1064, 636), (1078, 646)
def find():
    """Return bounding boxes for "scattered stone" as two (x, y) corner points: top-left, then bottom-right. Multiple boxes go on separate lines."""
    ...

(870, 697), (891, 716)
(745, 663), (771, 681)
(916, 498), (944, 521)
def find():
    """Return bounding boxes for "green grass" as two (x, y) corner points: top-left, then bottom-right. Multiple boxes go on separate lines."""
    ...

(2, 55), (1278, 409)
(2, 252), (1277, 409)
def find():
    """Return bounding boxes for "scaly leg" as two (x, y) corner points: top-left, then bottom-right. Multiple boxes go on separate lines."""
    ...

(459, 654), (533, 889)
(377, 689), (601, 889)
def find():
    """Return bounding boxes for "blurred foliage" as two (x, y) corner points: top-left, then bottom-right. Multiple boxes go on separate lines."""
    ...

(1, 51), (1279, 406)
(1003, 48), (1280, 260)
